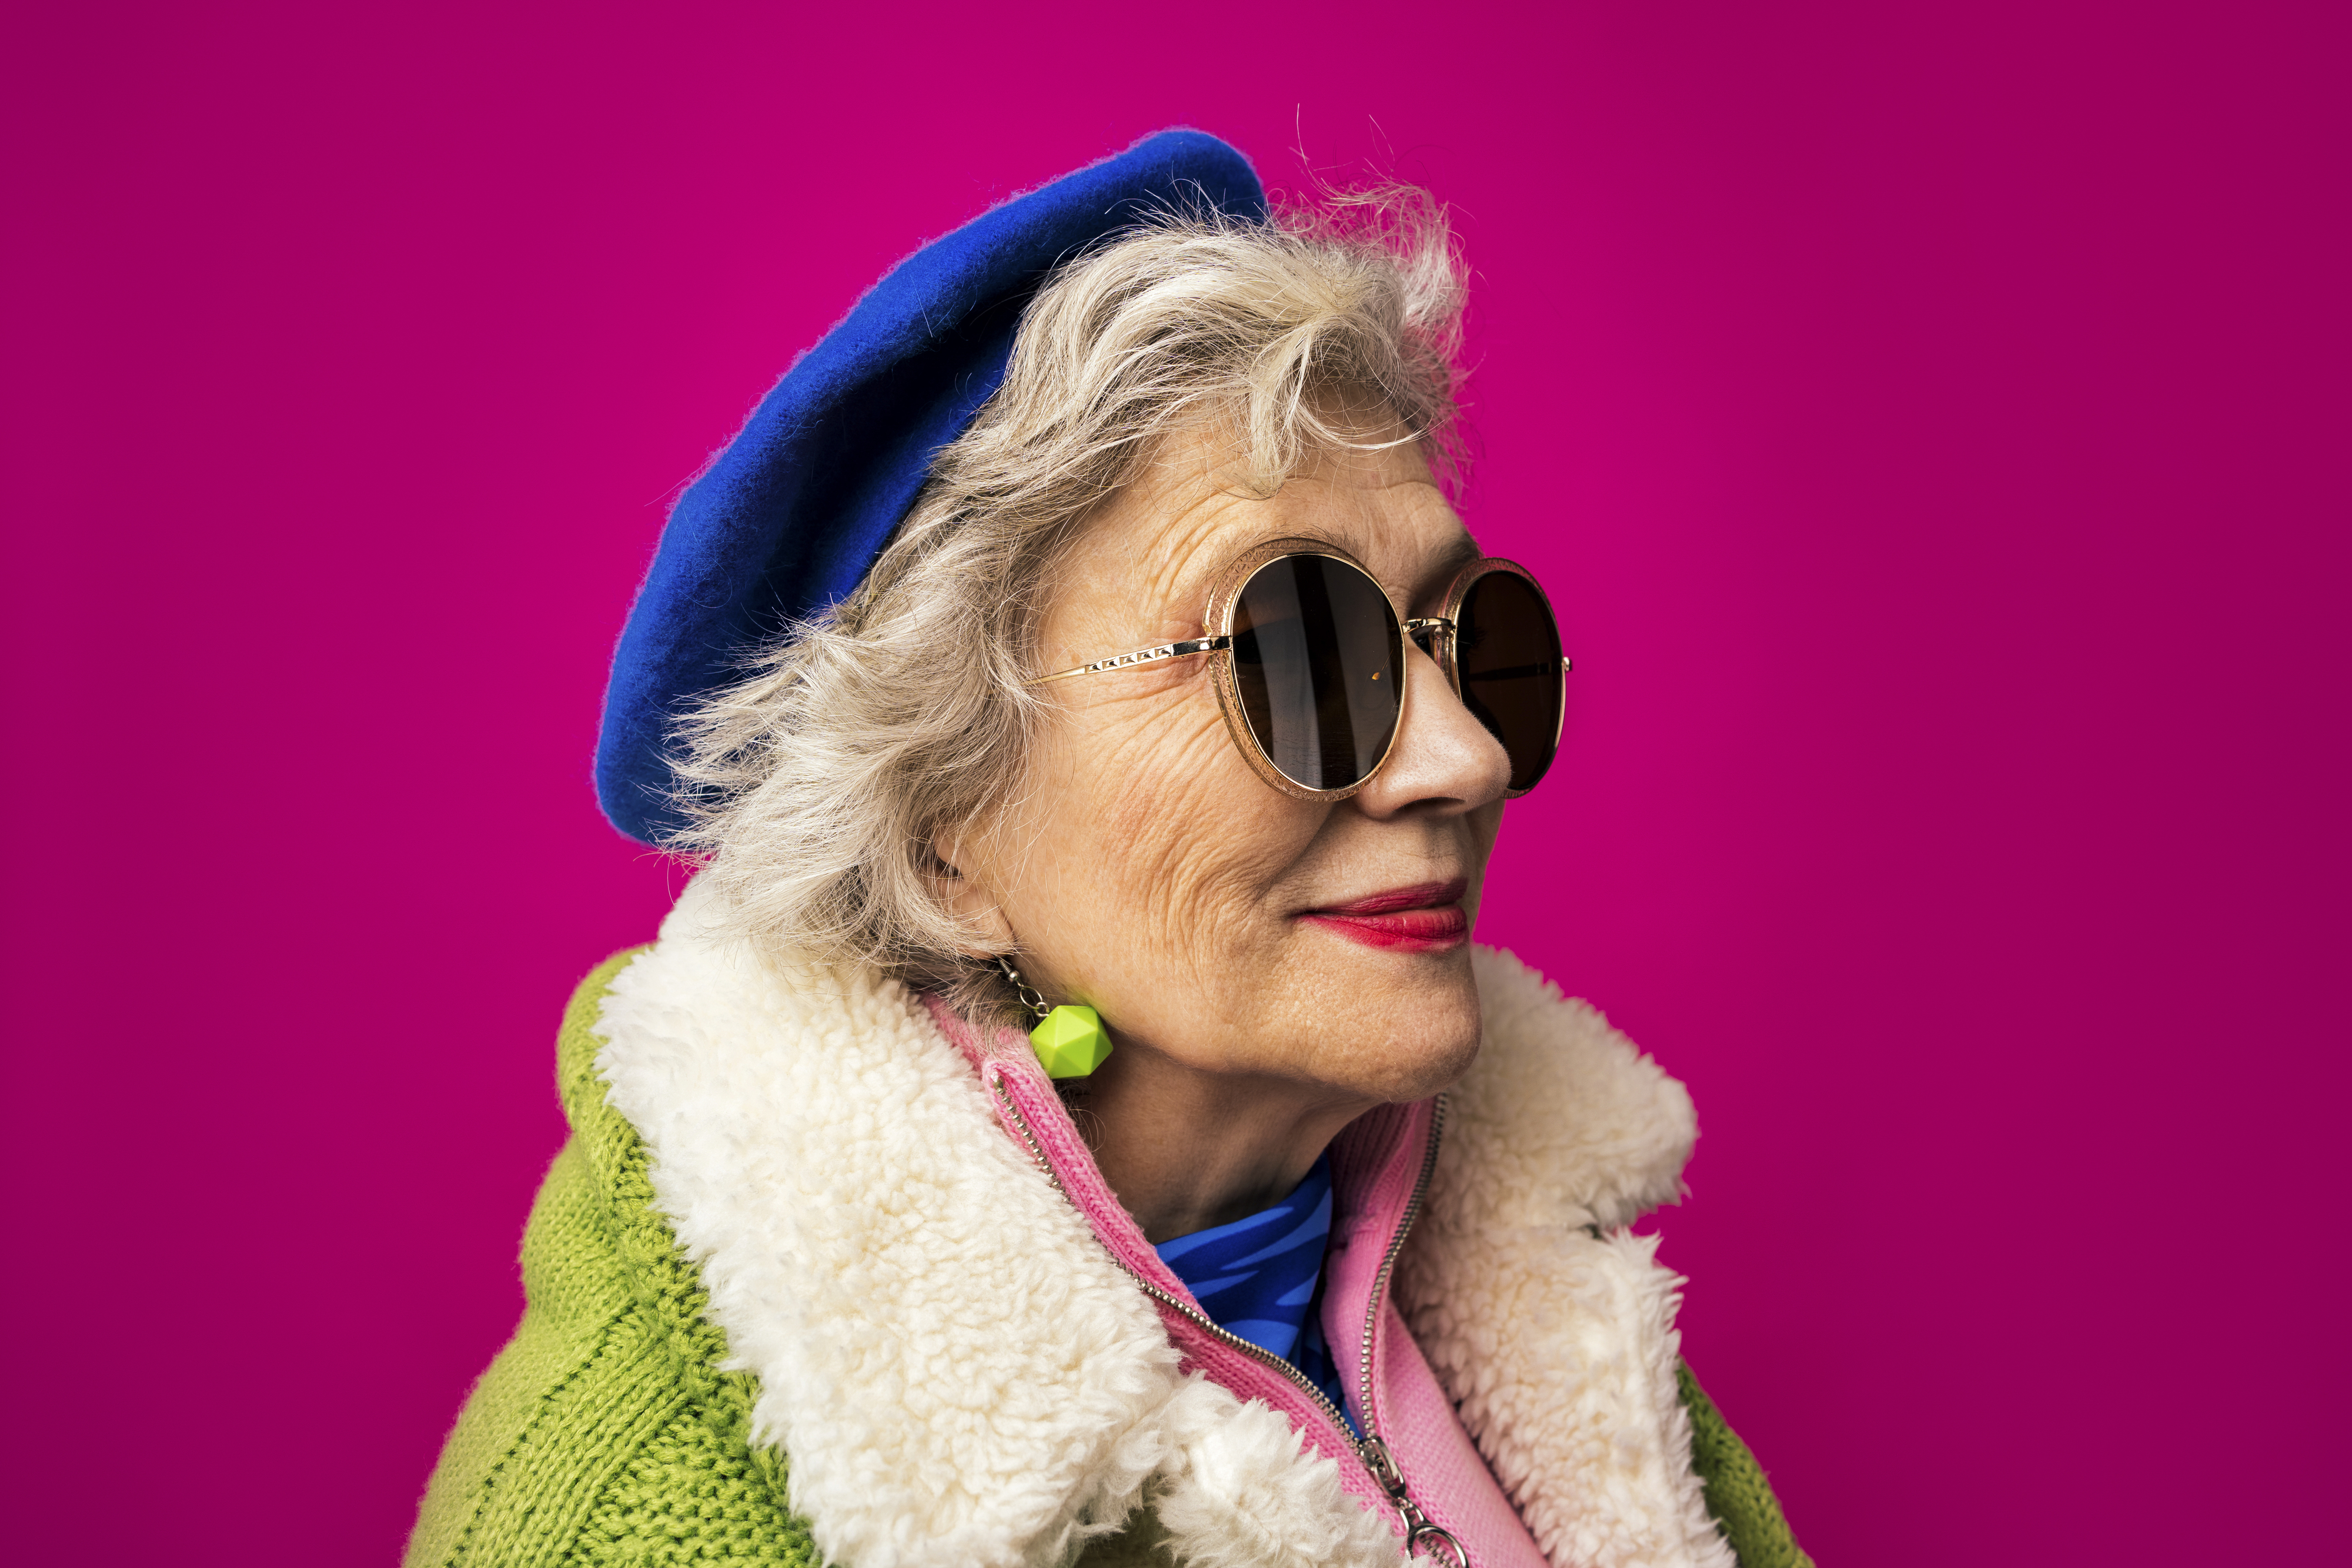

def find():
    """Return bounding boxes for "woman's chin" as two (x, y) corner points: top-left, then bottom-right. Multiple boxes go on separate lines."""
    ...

(1284, 947), (1484, 1102)
(1351, 1023), (1484, 1105)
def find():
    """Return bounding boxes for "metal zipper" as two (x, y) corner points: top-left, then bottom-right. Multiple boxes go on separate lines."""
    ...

(1354, 1095), (1465, 1567)
(990, 1075), (1468, 1566)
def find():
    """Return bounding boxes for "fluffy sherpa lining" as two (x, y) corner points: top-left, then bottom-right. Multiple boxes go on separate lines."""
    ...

(593, 879), (1404, 1568)
(1396, 949), (1736, 1568)
(592, 882), (1721, 1568)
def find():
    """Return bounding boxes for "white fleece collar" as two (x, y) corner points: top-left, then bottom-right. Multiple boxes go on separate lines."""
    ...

(592, 879), (1729, 1568)
(1397, 951), (1735, 1568)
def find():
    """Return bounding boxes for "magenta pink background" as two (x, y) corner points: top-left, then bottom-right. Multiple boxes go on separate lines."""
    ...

(6, 4), (2347, 1563)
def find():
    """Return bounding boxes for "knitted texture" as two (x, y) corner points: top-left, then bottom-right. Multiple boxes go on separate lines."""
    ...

(405, 949), (818, 1566)
(1676, 1363), (1813, 1568)
(409, 955), (1807, 1567)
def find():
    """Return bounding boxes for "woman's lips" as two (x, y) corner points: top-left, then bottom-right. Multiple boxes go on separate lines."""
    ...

(1298, 878), (1471, 952)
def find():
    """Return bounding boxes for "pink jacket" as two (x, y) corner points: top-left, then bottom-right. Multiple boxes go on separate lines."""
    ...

(937, 1004), (1551, 1568)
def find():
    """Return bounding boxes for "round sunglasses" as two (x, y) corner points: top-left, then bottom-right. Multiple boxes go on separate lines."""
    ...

(1029, 536), (1572, 801)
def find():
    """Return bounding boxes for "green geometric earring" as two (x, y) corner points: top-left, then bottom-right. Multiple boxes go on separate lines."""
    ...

(997, 955), (1113, 1079)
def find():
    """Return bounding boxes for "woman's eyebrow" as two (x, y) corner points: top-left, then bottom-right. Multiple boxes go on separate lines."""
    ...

(1417, 533), (1484, 596)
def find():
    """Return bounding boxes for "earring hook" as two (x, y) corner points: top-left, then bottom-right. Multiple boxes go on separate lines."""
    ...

(995, 955), (1050, 1021)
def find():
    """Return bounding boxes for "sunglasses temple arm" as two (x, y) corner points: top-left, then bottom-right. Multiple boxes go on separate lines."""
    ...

(1025, 635), (1233, 687)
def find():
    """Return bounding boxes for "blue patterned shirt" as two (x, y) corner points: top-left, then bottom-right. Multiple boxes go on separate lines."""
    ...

(1152, 1152), (1359, 1435)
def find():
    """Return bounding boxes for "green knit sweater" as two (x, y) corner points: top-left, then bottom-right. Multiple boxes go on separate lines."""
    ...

(405, 952), (1811, 1568)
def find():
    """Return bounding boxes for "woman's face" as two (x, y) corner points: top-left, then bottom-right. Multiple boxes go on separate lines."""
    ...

(946, 422), (1514, 1109)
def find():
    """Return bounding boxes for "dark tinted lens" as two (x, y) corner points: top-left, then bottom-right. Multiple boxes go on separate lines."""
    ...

(1455, 570), (1563, 792)
(1230, 555), (1404, 791)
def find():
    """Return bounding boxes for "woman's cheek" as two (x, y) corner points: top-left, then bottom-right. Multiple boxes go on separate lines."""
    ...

(1110, 761), (1305, 989)
(1001, 694), (1211, 975)
(1093, 688), (1251, 862)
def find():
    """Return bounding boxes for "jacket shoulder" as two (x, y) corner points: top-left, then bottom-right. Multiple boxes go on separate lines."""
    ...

(405, 951), (818, 1567)
(1678, 1360), (1813, 1568)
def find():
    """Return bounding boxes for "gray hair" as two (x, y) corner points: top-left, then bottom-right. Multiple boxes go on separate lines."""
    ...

(666, 185), (1470, 1020)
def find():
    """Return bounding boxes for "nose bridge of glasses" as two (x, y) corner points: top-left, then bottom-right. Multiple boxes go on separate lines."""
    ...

(1402, 616), (1454, 656)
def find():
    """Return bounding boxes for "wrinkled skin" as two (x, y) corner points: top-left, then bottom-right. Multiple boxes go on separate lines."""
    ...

(938, 423), (1512, 1241)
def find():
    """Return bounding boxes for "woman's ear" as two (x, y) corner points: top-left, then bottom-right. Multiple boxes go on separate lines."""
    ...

(930, 833), (1016, 952)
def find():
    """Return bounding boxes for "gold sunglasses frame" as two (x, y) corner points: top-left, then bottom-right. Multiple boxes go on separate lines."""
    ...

(1027, 536), (1571, 803)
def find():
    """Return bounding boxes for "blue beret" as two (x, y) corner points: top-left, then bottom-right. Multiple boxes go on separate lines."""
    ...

(594, 129), (1266, 845)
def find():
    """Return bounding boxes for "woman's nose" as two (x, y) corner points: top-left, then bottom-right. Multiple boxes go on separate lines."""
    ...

(1351, 637), (1512, 818)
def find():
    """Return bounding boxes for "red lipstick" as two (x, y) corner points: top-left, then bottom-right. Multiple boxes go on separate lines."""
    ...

(1298, 878), (1471, 952)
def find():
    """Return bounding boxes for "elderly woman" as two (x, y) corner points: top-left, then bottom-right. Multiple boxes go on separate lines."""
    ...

(406, 132), (1808, 1568)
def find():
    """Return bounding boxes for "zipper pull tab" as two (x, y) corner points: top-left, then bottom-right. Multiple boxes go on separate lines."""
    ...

(1356, 1438), (1468, 1566)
